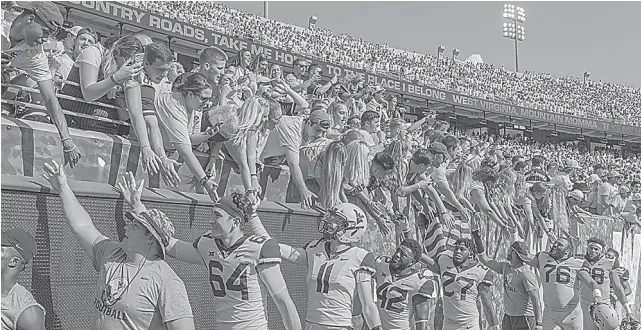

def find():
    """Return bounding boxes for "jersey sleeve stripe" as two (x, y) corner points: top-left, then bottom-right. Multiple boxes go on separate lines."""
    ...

(257, 257), (281, 265)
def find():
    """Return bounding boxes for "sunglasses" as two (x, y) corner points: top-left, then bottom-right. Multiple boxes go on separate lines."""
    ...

(310, 119), (330, 130)
(124, 212), (169, 247)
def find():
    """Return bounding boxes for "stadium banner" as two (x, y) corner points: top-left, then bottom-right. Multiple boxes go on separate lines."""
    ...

(62, 1), (641, 137)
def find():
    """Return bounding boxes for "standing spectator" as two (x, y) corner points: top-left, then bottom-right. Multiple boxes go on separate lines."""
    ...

(154, 72), (219, 201)
(285, 58), (308, 94)
(1, 1), (81, 167)
(197, 46), (228, 105)
(1, 229), (45, 330)
(360, 110), (383, 149)
(50, 26), (98, 89)
(599, 171), (621, 215)
(261, 110), (331, 208)
(59, 35), (162, 175)
(42, 161), (196, 330)
(366, 85), (390, 123)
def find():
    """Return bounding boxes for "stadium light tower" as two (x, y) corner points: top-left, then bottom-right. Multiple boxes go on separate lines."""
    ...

(502, 4), (525, 72)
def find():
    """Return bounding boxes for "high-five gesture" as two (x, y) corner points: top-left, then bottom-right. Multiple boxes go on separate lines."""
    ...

(117, 172), (145, 210)
(42, 160), (68, 192)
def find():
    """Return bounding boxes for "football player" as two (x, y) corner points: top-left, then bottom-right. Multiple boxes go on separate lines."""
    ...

(118, 174), (301, 330)
(524, 237), (603, 330)
(420, 238), (499, 330)
(471, 227), (543, 330)
(605, 248), (632, 306)
(279, 203), (382, 330)
(578, 238), (635, 330)
(375, 239), (436, 330)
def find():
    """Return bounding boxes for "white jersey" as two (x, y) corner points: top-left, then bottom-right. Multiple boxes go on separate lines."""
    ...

(374, 257), (437, 330)
(304, 239), (376, 328)
(193, 233), (280, 330)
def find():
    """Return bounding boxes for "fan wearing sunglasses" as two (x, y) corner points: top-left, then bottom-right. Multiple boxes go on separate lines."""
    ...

(1, 1), (81, 168)
(41, 162), (196, 330)
(155, 72), (220, 201)
(261, 110), (332, 209)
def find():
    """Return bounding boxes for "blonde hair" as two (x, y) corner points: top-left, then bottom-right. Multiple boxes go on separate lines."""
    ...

(327, 100), (348, 128)
(344, 140), (370, 187)
(319, 141), (347, 209)
(497, 167), (517, 203)
(452, 162), (473, 198)
(233, 97), (268, 146)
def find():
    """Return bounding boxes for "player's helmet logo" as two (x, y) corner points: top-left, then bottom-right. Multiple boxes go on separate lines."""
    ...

(589, 302), (619, 330)
(318, 203), (367, 244)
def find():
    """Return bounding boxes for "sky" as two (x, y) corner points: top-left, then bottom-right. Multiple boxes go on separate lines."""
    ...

(219, 1), (641, 88)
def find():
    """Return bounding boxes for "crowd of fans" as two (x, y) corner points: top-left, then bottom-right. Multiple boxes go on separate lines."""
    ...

(126, 1), (641, 126)
(3, 2), (641, 330)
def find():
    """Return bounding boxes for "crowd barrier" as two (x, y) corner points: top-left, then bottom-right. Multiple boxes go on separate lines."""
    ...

(1, 117), (293, 202)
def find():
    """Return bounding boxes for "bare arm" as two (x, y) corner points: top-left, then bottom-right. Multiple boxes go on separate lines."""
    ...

(356, 271), (381, 329)
(527, 288), (543, 326)
(37, 79), (80, 167)
(471, 189), (508, 228)
(435, 180), (470, 217)
(577, 269), (602, 300)
(16, 306), (46, 330)
(43, 162), (107, 259)
(258, 264), (302, 330)
(279, 243), (308, 267)
(412, 295), (431, 330)
(175, 143), (207, 182)
(166, 238), (204, 265)
(471, 230), (505, 273)
(285, 149), (315, 208)
(478, 284), (498, 327)
(419, 253), (440, 274)
(166, 317), (196, 330)
(610, 270), (634, 317)
(224, 140), (252, 192)
(79, 62), (118, 102)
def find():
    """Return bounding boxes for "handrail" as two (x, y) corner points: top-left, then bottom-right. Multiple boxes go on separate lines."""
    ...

(2, 82), (126, 112)
(1, 99), (131, 126)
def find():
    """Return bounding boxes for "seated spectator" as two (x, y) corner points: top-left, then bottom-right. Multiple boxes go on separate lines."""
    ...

(1, 1), (81, 167)
(154, 72), (219, 201)
(260, 109), (331, 208)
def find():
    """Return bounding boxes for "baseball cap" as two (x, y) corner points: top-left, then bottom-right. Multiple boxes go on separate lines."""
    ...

(16, 2), (63, 33)
(308, 110), (331, 131)
(428, 142), (451, 159)
(125, 209), (175, 259)
(1, 228), (37, 264)
(510, 241), (529, 261)
(371, 85), (385, 94)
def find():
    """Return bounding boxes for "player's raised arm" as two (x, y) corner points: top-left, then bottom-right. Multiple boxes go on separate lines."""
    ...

(279, 243), (308, 267)
(117, 172), (203, 265)
(257, 239), (302, 330)
(610, 269), (635, 319)
(418, 253), (440, 274)
(471, 222), (506, 273)
(356, 253), (382, 330)
(43, 161), (107, 258)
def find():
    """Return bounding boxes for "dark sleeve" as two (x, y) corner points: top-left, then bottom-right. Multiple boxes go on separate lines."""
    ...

(140, 85), (156, 117)
(258, 238), (281, 265)
(358, 252), (377, 275)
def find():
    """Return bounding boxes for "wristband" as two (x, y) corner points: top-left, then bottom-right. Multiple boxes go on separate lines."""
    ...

(415, 320), (429, 325)
(109, 75), (120, 85)
(251, 173), (258, 178)
(593, 289), (602, 298)
(60, 137), (71, 143)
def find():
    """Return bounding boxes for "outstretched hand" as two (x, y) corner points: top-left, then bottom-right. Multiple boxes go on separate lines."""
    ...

(117, 171), (145, 209)
(42, 160), (67, 192)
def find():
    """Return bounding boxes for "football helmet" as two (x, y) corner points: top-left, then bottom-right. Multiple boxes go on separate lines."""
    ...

(318, 203), (367, 244)
(590, 302), (619, 330)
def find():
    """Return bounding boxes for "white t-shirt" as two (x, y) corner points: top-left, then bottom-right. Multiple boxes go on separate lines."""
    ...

(155, 92), (196, 148)
(1, 9), (52, 82)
